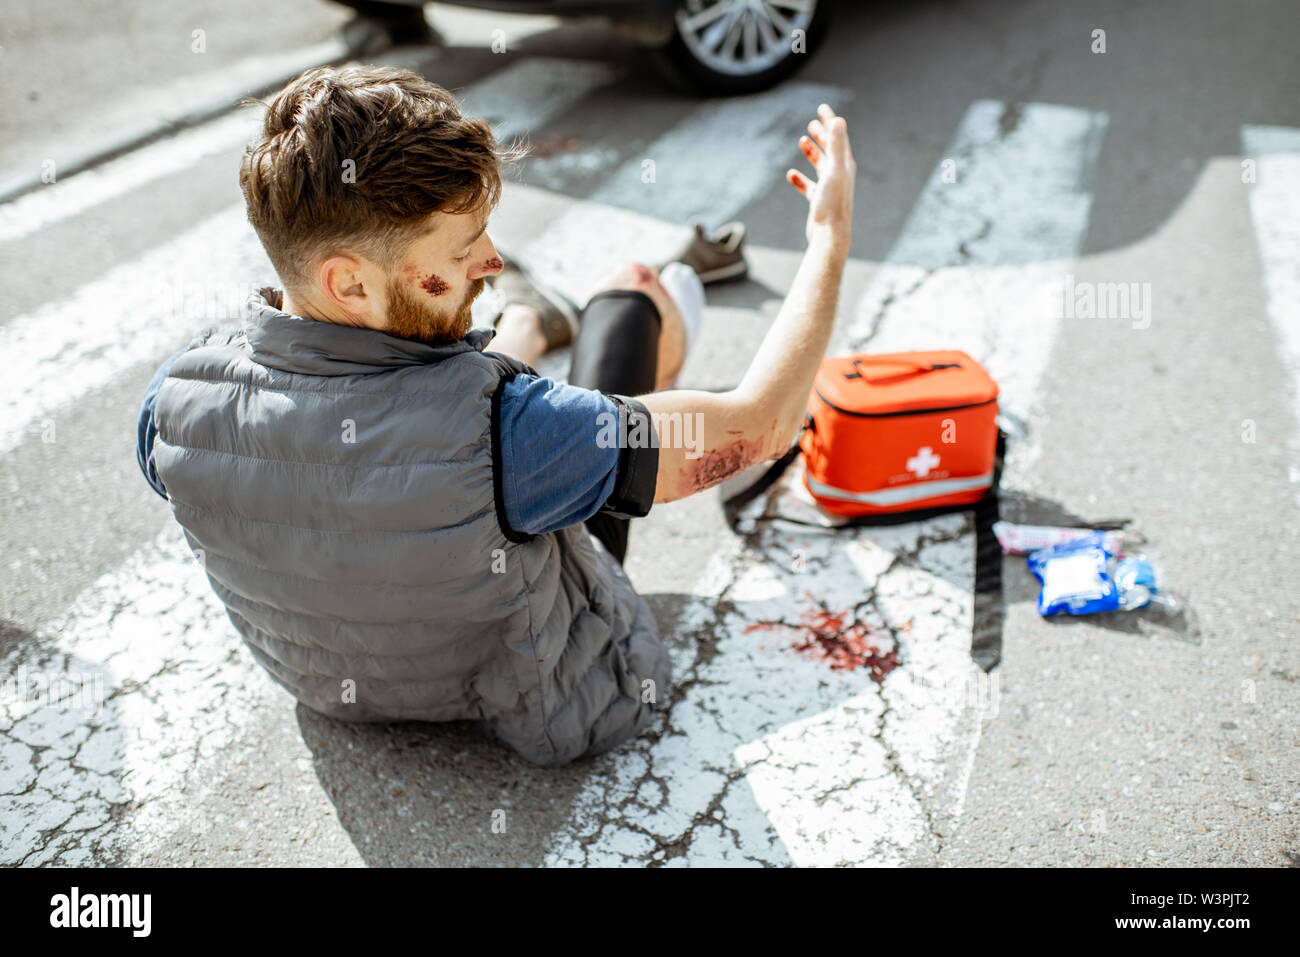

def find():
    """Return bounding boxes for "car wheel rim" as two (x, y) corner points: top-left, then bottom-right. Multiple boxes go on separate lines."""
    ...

(675, 0), (817, 78)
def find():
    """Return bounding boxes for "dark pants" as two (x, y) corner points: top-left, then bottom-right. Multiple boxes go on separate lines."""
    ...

(566, 289), (662, 565)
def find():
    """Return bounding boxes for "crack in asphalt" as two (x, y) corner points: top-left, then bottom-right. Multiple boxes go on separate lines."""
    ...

(854, 270), (936, 346)
(1, 532), (281, 866)
(765, 516), (972, 861)
(553, 502), (977, 865)
(555, 558), (790, 864)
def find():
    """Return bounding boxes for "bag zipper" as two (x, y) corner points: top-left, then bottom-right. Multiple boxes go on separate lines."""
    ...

(812, 390), (998, 418)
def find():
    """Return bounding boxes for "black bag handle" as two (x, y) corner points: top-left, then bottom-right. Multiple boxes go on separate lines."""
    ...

(843, 356), (962, 383)
(720, 415), (809, 528)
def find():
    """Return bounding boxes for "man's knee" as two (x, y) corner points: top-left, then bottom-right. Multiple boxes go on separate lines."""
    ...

(593, 261), (683, 334)
(596, 261), (661, 297)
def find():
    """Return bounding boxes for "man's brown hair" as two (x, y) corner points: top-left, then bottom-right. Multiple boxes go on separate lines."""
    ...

(239, 65), (524, 293)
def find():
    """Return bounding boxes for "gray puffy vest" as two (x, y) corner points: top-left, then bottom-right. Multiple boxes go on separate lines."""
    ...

(150, 289), (671, 767)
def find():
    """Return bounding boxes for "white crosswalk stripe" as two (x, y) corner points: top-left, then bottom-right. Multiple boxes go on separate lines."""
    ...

(544, 99), (1109, 866)
(842, 100), (1109, 477)
(456, 56), (624, 142)
(0, 205), (274, 455)
(586, 80), (846, 224)
(496, 79), (847, 310)
(0, 110), (261, 247)
(1240, 125), (1300, 507)
(0, 528), (283, 865)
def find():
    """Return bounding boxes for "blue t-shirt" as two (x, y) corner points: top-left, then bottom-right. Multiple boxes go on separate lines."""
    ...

(495, 374), (624, 533)
(136, 348), (187, 501)
(137, 361), (637, 536)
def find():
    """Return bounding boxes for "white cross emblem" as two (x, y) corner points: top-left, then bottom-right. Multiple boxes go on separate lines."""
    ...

(906, 446), (941, 478)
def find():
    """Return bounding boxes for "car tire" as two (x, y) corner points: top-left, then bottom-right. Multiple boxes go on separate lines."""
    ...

(331, 0), (439, 46)
(654, 0), (831, 95)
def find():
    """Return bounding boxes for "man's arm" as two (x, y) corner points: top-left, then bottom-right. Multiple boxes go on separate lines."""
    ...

(641, 104), (857, 504)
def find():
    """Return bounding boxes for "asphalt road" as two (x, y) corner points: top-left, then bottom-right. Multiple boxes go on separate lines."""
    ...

(1, 0), (1297, 866)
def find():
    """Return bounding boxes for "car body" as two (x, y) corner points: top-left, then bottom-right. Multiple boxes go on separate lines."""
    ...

(341, 0), (831, 94)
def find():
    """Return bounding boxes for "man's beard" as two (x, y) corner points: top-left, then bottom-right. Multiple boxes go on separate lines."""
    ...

(384, 276), (485, 345)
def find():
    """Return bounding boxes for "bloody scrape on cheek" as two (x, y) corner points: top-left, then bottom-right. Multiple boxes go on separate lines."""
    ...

(420, 273), (450, 296)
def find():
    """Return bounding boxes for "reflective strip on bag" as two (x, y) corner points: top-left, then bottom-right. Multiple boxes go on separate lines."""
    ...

(805, 471), (994, 506)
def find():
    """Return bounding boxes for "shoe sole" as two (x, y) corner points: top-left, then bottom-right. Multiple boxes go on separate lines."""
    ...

(695, 259), (749, 284)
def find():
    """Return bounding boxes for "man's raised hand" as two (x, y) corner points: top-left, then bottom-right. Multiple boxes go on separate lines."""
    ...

(786, 103), (856, 249)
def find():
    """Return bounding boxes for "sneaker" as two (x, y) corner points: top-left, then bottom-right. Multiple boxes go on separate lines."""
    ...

(658, 219), (748, 284)
(490, 260), (580, 351)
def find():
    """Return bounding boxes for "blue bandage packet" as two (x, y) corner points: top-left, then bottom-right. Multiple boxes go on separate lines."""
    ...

(1026, 532), (1121, 616)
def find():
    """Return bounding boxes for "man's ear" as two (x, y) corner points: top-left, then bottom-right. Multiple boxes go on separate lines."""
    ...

(318, 254), (375, 323)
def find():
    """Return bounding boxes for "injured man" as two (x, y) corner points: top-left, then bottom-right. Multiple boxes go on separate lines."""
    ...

(135, 64), (858, 767)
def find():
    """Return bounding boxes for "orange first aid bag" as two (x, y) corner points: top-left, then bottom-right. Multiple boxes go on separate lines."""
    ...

(721, 349), (1005, 671)
(798, 350), (999, 517)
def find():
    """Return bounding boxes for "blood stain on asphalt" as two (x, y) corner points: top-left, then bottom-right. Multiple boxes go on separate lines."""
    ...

(746, 605), (901, 682)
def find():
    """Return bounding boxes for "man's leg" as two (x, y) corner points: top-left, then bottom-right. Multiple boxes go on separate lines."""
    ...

(570, 263), (689, 563)
(490, 304), (549, 367)
(489, 262), (690, 564)
(490, 263), (687, 390)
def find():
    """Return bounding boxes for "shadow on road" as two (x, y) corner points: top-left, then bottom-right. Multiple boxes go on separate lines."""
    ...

(297, 591), (694, 866)
(1000, 489), (1201, 643)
